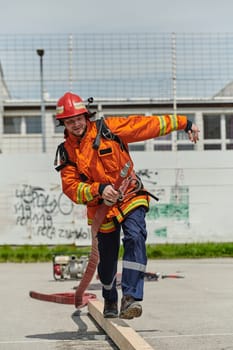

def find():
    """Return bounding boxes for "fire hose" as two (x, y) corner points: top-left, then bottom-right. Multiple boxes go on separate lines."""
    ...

(30, 161), (131, 308)
(74, 161), (131, 307)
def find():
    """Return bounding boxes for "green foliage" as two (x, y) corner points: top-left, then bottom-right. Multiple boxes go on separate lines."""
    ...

(0, 245), (92, 262)
(0, 242), (233, 262)
(146, 242), (233, 259)
(0, 245), (13, 262)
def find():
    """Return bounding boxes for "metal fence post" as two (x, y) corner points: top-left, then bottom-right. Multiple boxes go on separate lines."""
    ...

(36, 49), (46, 153)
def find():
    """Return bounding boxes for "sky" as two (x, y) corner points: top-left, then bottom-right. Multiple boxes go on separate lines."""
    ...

(0, 0), (233, 34)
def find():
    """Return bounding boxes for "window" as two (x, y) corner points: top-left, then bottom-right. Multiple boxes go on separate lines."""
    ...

(129, 143), (145, 151)
(225, 115), (233, 139)
(3, 116), (21, 134)
(203, 114), (221, 139)
(204, 144), (221, 150)
(203, 114), (221, 150)
(26, 116), (41, 134)
(177, 144), (194, 151)
(4, 115), (42, 134)
(154, 144), (172, 151)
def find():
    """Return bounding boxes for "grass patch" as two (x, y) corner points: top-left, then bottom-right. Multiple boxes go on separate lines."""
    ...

(0, 245), (91, 263)
(146, 242), (233, 259)
(0, 242), (233, 262)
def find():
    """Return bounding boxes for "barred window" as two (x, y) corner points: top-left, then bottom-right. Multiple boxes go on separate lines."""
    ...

(26, 116), (41, 134)
(203, 114), (221, 139)
(3, 116), (21, 134)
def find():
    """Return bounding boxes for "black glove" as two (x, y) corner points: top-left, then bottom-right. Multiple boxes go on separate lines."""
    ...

(184, 119), (192, 133)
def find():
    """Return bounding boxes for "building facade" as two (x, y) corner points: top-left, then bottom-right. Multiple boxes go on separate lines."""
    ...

(1, 96), (233, 155)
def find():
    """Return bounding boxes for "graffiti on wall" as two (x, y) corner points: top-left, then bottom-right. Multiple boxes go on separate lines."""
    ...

(137, 168), (189, 239)
(11, 167), (190, 244)
(14, 184), (90, 243)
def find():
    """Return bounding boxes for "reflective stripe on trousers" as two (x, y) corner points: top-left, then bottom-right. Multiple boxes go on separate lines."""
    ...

(97, 206), (147, 302)
(97, 227), (121, 302)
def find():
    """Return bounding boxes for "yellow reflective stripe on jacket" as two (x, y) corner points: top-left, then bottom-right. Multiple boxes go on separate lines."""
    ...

(77, 182), (93, 203)
(158, 116), (167, 136)
(88, 197), (149, 233)
(116, 198), (149, 220)
(158, 115), (179, 136)
(84, 185), (93, 202)
(88, 218), (116, 233)
(169, 114), (178, 131)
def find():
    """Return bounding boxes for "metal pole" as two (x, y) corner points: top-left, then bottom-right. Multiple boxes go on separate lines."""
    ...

(69, 34), (73, 91)
(172, 33), (177, 117)
(36, 49), (46, 153)
(172, 32), (177, 152)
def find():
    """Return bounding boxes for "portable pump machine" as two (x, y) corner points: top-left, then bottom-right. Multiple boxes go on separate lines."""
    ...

(53, 254), (89, 280)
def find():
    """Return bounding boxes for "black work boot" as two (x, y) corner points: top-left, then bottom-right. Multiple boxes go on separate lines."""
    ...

(103, 300), (118, 318)
(119, 295), (142, 319)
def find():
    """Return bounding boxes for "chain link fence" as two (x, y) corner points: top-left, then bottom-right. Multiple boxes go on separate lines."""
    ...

(1, 32), (233, 100)
(1, 33), (233, 245)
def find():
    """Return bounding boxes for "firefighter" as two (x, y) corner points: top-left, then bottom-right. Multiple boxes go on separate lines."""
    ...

(55, 92), (199, 319)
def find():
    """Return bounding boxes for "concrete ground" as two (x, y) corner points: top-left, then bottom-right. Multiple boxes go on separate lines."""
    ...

(0, 258), (233, 350)
(132, 259), (233, 350)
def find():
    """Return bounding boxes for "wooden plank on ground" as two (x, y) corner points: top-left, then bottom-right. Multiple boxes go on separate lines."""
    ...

(88, 299), (154, 350)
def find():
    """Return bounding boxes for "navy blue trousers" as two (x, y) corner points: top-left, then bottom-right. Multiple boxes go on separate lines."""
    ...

(97, 206), (147, 302)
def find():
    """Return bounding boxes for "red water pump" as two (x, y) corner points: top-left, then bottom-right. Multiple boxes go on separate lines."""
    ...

(53, 254), (89, 280)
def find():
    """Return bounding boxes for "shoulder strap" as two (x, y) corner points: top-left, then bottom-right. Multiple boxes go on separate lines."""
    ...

(92, 118), (104, 150)
(54, 142), (77, 172)
(92, 117), (128, 153)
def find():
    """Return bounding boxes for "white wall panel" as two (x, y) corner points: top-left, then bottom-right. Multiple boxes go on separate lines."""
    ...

(1, 151), (233, 245)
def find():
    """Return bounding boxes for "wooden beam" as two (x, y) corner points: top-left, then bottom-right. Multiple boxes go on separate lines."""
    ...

(88, 299), (154, 350)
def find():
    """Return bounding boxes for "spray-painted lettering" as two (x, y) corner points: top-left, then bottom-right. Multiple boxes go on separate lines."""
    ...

(14, 184), (89, 243)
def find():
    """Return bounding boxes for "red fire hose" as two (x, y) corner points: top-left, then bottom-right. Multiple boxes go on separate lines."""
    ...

(74, 161), (131, 307)
(30, 162), (131, 308)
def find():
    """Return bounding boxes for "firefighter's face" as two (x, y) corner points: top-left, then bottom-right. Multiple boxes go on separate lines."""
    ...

(64, 114), (87, 137)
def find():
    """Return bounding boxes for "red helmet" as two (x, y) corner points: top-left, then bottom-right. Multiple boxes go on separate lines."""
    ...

(56, 92), (89, 120)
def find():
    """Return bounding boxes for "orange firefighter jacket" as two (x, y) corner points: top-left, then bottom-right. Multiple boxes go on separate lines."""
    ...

(60, 114), (188, 233)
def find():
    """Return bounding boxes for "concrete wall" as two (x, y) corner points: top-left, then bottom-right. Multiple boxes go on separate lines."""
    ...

(1, 151), (233, 245)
